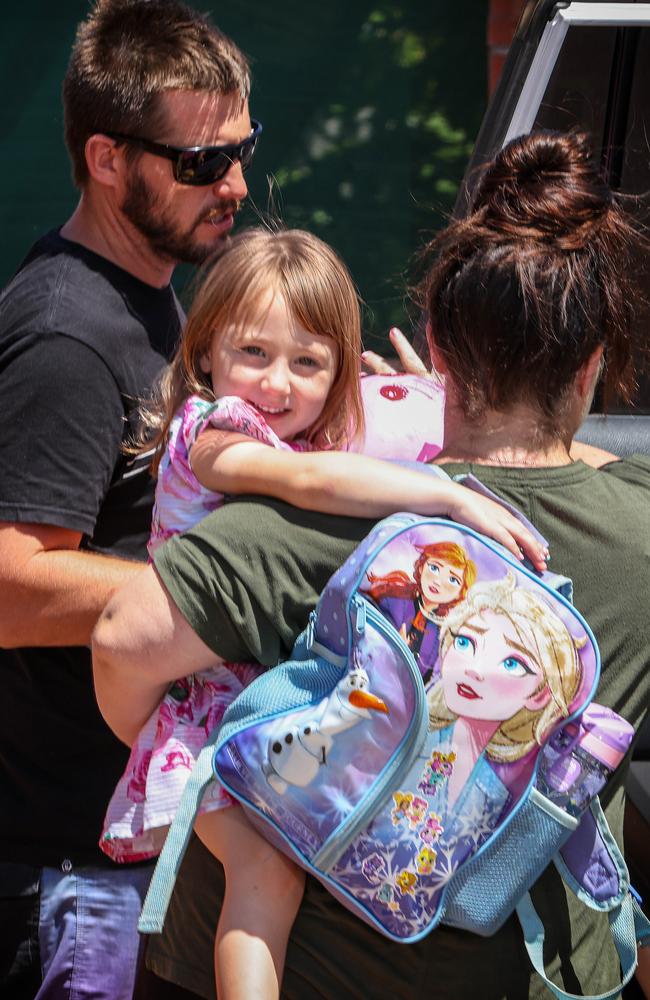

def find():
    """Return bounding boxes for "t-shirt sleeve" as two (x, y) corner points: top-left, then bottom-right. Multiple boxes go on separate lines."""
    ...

(152, 497), (371, 664)
(600, 453), (650, 489)
(0, 334), (125, 534)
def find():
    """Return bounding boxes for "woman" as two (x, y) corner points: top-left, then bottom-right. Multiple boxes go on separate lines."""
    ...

(97, 130), (650, 999)
(360, 128), (650, 997)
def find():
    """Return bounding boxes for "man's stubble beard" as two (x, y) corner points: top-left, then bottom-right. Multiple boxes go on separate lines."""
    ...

(121, 168), (239, 266)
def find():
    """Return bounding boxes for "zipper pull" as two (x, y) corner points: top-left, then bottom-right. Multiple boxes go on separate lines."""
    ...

(306, 609), (317, 650)
(352, 596), (366, 635)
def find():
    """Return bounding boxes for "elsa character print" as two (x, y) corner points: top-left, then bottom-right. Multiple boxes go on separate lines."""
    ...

(426, 572), (584, 833)
(365, 541), (477, 683)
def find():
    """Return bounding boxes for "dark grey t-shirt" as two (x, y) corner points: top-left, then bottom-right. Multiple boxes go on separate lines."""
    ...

(151, 457), (650, 999)
(0, 230), (181, 866)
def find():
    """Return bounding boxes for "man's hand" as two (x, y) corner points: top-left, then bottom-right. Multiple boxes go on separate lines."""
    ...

(362, 327), (433, 378)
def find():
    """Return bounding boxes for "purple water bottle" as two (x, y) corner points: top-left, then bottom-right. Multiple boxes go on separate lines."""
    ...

(537, 704), (634, 818)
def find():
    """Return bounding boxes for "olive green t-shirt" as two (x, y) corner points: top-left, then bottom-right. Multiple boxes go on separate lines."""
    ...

(151, 456), (650, 1000)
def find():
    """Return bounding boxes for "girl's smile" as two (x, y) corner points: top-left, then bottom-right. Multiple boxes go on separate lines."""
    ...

(201, 291), (339, 442)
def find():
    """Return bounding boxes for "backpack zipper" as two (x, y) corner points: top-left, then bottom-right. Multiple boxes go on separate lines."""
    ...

(312, 598), (428, 872)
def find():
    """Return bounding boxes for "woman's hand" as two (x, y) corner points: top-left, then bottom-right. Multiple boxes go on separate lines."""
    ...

(442, 481), (548, 573)
(362, 328), (432, 377)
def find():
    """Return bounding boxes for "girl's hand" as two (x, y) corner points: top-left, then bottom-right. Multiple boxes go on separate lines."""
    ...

(443, 482), (548, 572)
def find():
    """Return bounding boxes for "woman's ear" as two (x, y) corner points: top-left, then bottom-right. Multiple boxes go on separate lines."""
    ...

(576, 345), (605, 401)
(426, 321), (448, 377)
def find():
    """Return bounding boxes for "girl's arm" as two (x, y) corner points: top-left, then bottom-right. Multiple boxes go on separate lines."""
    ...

(190, 430), (548, 570)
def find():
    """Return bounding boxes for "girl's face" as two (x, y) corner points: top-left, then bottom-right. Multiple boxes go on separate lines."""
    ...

(441, 608), (546, 721)
(419, 557), (464, 609)
(201, 291), (338, 441)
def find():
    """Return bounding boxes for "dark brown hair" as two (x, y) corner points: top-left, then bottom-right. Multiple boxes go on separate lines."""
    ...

(63, 0), (250, 187)
(136, 228), (365, 471)
(417, 130), (644, 431)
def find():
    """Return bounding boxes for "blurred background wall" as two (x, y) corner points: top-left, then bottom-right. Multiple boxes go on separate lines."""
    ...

(0, 0), (524, 349)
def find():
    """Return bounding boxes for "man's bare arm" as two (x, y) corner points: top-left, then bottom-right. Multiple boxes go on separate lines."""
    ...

(92, 564), (220, 745)
(568, 440), (619, 467)
(0, 521), (146, 648)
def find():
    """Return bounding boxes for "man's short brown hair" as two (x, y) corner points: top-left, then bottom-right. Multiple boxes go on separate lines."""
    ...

(63, 0), (251, 188)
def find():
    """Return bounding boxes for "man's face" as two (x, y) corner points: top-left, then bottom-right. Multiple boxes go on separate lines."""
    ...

(121, 90), (252, 265)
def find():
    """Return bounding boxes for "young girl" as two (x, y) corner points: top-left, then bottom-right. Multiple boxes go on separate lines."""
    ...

(100, 228), (546, 1000)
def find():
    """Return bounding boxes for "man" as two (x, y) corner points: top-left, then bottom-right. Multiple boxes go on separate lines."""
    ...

(0, 1), (256, 995)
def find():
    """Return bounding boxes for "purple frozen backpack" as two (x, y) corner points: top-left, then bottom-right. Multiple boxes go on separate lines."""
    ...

(140, 506), (649, 999)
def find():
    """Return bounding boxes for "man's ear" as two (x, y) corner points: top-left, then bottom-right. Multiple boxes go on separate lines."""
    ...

(426, 321), (448, 376)
(84, 134), (125, 189)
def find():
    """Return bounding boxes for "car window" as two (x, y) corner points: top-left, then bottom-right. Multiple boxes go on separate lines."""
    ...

(534, 21), (650, 415)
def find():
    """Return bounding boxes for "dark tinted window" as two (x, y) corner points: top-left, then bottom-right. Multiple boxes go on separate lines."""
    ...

(534, 26), (617, 137)
(534, 24), (650, 414)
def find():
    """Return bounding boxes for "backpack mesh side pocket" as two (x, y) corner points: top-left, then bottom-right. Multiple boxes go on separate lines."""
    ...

(442, 787), (579, 935)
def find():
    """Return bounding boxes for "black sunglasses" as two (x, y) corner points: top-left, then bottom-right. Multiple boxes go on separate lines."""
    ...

(105, 120), (262, 186)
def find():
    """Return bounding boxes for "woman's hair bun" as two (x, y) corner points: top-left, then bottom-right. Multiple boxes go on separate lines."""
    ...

(472, 130), (611, 248)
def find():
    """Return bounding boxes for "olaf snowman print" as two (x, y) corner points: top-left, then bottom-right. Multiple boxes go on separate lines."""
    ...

(263, 649), (389, 795)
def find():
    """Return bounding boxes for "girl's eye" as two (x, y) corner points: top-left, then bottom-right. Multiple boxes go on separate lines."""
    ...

(295, 356), (319, 369)
(448, 573), (462, 588)
(453, 634), (475, 654)
(427, 562), (439, 575)
(241, 345), (265, 357)
(501, 656), (534, 677)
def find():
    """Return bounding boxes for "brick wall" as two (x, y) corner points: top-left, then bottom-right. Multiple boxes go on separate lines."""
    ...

(487, 0), (526, 93)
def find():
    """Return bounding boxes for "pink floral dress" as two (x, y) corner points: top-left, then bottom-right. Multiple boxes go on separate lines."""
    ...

(100, 394), (307, 863)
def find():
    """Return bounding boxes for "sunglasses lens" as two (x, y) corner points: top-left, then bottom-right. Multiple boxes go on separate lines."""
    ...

(176, 150), (228, 185)
(239, 136), (258, 172)
(175, 127), (260, 185)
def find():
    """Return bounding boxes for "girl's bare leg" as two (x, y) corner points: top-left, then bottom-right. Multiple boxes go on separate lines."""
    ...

(195, 806), (305, 1000)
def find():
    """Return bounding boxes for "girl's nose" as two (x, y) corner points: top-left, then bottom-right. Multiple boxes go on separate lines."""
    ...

(263, 360), (291, 395)
(465, 666), (483, 682)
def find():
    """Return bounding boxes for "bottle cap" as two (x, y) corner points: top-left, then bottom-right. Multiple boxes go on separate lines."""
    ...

(579, 704), (634, 769)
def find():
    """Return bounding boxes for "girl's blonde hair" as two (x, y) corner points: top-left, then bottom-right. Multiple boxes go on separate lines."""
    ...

(138, 227), (364, 471)
(427, 572), (584, 763)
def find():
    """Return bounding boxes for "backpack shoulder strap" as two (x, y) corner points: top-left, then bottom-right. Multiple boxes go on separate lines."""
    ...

(138, 732), (219, 934)
(516, 798), (650, 999)
(517, 888), (649, 1000)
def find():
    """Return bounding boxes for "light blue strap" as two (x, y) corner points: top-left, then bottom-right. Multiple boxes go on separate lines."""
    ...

(516, 890), (650, 1000)
(137, 731), (220, 934)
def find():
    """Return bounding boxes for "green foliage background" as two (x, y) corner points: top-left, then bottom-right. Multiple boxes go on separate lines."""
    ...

(0, 1), (488, 351)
